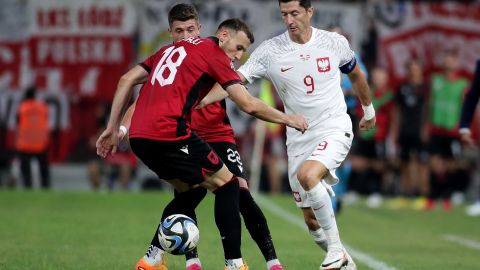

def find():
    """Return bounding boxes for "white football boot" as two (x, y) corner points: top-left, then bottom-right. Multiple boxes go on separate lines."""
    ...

(315, 232), (356, 270)
(320, 247), (348, 270)
(342, 250), (357, 270)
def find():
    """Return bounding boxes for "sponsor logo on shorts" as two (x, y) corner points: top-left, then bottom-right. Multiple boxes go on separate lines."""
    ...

(180, 145), (189, 154)
(313, 204), (325, 211)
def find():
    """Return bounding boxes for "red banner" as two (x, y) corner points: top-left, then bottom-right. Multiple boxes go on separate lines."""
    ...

(375, 2), (480, 86)
(29, 35), (133, 101)
(0, 42), (22, 89)
(0, 0), (136, 162)
(28, 0), (136, 101)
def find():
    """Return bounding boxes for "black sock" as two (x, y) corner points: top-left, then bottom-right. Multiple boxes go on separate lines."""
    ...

(176, 187), (207, 260)
(214, 177), (241, 259)
(239, 188), (277, 261)
(150, 187), (207, 250)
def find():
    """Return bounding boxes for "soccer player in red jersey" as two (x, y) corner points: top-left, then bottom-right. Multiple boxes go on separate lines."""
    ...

(96, 10), (307, 270)
(118, 5), (285, 270)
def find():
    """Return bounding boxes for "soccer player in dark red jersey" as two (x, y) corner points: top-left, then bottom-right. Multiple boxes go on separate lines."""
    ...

(96, 12), (307, 270)
(119, 5), (286, 270)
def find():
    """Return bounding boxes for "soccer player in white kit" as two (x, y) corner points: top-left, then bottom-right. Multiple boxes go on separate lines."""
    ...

(237, 1), (376, 269)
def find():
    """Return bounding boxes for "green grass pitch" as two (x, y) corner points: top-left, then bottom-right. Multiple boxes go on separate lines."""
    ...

(0, 190), (479, 269)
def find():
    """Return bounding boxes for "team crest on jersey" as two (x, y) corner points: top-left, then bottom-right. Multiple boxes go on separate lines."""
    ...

(317, 57), (330, 72)
(300, 54), (310, 61)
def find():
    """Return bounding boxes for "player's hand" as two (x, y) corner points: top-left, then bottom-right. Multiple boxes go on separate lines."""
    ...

(194, 100), (207, 110)
(359, 116), (376, 131)
(460, 131), (477, 149)
(286, 114), (308, 133)
(96, 127), (119, 158)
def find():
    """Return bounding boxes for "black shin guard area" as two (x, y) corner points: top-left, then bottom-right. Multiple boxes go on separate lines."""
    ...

(239, 189), (277, 261)
(152, 187), (207, 249)
(214, 177), (241, 259)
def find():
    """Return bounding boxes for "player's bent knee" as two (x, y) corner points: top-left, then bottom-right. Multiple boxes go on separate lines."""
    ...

(202, 166), (235, 191)
(297, 169), (322, 189)
(297, 162), (328, 189)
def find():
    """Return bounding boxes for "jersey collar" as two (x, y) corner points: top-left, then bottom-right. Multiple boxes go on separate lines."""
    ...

(287, 27), (316, 47)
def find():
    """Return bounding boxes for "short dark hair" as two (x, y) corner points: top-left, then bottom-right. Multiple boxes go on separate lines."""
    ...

(216, 18), (254, 44)
(278, 0), (312, 9)
(168, 3), (198, 26)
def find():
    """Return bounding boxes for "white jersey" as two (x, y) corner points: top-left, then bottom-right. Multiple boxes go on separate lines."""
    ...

(238, 27), (356, 156)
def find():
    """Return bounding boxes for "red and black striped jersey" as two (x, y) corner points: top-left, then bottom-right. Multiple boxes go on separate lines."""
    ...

(129, 37), (241, 141)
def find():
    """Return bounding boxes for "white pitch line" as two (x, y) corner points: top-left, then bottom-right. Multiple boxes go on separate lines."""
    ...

(255, 195), (398, 270)
(443, 234), (480, 251)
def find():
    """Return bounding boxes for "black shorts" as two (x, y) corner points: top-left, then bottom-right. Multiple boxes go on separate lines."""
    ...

(209, 142), (247, 179)
(350, 136), (385, 159)
(398, 134), (424, 161)
(129, 134), (224, 186)
(429, 135), (459, 158)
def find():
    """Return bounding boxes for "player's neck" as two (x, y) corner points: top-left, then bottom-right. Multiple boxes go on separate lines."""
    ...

(289, 26), (312, 44)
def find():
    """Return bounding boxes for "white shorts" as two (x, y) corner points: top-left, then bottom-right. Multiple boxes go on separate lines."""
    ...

(288, 131), (353, 208)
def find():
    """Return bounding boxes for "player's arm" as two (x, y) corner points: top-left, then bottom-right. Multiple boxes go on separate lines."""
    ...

(348, 64), (376, 130)
(96, 65), (148, 157)
(225, 83), (308, 133)
(196, 83), (229, 109)
(196, 71), (250, 109)
(118, 101), (137, 140)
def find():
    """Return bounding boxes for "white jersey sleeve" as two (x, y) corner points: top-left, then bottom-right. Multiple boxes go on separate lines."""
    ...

(331, 33), (356, 73)
(238, 40), (271, 83)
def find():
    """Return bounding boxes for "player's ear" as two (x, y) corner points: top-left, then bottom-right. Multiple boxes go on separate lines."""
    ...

(307, 6), (314, 18)
(218, 29), (230, 44)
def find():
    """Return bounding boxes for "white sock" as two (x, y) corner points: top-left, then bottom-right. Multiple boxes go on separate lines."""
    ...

(225, 258), (244, 269)
(306, 182), (342, 251)
(144, 245), (165, 265)
(186, 258), (201, 268)
(266, 259), (281, 269)
(309, 228), (328, 252)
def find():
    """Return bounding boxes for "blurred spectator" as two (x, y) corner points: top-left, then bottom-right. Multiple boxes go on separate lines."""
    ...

(0, 130), (15, 188)
(393, 59), (429, 205)
(88, 103), (137, 191)
(103, 138), (138, 191)
(349, 67), (394, 207)
(258, 80), (287, 193)
(425, 50), (469, 211)
(15, 86), (51, 189)
(459, 59), (480, 216)
(87, 104), (108, 190)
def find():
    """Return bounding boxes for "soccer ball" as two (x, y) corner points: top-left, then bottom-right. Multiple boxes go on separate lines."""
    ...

(158, 214), (200, 255)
